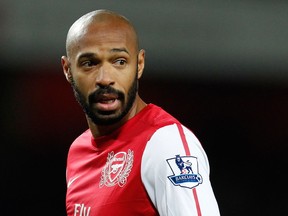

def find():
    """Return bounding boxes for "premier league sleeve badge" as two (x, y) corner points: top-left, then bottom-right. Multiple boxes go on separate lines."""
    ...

(166, 155), (203, 189)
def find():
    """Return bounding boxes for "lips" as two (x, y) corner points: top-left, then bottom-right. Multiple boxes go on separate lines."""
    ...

(100, 99), (116, 104)
(92, 93), (120, 111)
(88, 86), (124, 112)
(96, 94), (118, 103)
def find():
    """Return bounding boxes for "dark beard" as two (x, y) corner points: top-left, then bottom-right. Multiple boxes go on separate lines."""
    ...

(70, 71), (138, 126)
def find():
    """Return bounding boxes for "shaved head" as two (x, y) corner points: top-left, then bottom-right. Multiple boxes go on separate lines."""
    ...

(65, 9), (139, 59)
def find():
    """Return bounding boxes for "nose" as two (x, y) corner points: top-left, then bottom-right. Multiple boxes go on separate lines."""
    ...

(95, 64), (115, 87)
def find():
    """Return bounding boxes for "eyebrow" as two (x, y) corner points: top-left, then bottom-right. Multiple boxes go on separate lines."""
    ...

(77, 52), (95, 60)
(110, 48), (130, 55)
(77, 48), (130, 60)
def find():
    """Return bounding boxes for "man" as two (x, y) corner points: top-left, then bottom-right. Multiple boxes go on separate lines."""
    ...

(61, 9), (220, 216)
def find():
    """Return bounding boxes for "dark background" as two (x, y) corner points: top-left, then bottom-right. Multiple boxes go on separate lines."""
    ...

(1, 1), (287, 215)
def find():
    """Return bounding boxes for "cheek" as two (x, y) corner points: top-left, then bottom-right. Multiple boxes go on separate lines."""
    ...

(117, 72), (137, 93)
(73, 74), (95, 96)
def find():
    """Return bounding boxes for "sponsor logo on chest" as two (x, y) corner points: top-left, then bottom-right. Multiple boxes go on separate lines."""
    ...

(99, 149), (134, 188)
(73, 203), (91, 216)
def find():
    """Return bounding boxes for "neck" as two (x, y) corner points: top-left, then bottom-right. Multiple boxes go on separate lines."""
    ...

(88, 96), (146, 138)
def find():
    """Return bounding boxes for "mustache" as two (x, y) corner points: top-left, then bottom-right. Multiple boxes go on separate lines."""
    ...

(88, 86), (125, 104)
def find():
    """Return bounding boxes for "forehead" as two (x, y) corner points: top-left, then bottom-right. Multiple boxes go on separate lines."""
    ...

(69, 19), (137, 58)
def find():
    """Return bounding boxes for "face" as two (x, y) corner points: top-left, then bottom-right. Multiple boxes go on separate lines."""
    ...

(70, 66), (138, 125)
(62, 18), (144, 126)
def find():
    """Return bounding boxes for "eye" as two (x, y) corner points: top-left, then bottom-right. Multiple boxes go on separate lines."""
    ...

(114, 59), (127, 67)
(81, 60), (95, 67)
(79, 59), (101, 70)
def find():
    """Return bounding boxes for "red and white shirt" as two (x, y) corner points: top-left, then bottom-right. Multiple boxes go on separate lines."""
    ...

(66, 104), (220, 216)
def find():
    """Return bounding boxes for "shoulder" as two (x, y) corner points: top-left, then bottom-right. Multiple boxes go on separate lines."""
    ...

(142, 123), (209, 175)
(68, 129), (93, 154)
(71, 129), (91, 145)
(140, 123), (216, 215)
(144, 104), (180, 127)
(148, 123), (203, 153)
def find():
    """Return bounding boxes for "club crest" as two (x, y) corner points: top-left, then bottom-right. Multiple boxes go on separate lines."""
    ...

(166, 155), (203, 189)
(99, 149), (134, 188)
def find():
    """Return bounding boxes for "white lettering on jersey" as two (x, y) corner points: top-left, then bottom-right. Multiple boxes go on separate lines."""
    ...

(74, 203), (91, 216)
(99, 149), (134, 188)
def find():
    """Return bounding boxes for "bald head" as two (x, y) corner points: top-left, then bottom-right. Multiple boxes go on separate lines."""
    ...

(65, 9), (139, 58)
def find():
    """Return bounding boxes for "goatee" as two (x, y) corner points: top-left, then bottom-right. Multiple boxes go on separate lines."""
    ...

(70, 72), (138, 126)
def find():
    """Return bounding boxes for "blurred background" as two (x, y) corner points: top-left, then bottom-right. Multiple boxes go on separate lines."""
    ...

(1, 0), (287, 215)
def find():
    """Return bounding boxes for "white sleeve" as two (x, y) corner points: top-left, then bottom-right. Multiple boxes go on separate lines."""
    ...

(141, 123), (220, 216)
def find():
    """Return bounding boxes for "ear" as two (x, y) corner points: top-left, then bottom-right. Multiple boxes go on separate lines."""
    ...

(61, 56), (72, 83)
(137, 49), (145, 79)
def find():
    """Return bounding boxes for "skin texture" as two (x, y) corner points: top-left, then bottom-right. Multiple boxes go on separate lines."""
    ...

(61, 10), (146, 138)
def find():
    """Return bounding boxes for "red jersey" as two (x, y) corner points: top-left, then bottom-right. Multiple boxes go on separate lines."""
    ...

(66, 104), (220, 216)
